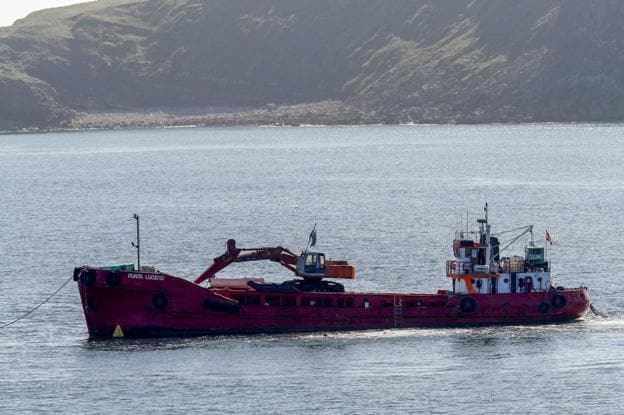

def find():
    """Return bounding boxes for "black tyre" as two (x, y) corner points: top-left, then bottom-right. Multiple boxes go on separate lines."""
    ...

(73, 267), (84, 281)
(538, 302), (550, 314)
(152, 292), (168, 310)
(106, 271), (121, 287)
(460, 297), (477, 313)
(82, 269), (96, 286)
(551, 294), (567, 309)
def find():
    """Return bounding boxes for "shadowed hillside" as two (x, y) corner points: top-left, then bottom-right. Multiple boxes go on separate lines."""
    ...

(1, 0), (624, 130)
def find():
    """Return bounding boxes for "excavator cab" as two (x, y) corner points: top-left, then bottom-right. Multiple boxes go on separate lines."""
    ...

(297, 252), (326, 278)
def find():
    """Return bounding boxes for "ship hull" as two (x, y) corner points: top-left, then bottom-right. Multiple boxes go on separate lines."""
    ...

(75, 268), (590, 339)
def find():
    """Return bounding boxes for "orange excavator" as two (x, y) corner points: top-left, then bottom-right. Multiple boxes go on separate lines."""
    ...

(194, 238), (355, 286)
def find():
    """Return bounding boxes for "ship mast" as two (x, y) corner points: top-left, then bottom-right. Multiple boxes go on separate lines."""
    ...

(484, 203), (491, 271)
(132, 213), (140, 270)
(477, 203), (492, 272)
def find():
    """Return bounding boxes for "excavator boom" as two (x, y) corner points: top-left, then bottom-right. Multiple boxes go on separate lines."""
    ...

(194, 239), (355, 284)
(195, 240), (299, 284)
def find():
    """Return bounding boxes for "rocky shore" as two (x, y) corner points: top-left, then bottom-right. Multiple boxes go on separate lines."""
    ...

(66, 101), (377, 130)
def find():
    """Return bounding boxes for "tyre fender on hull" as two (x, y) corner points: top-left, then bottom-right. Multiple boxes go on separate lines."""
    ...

(551, 294), (567, 309)
(460, 297), (477, 313)
(538, 302), (550, 314)
(106, 271), (121, 287)
(80, 269), (96, 286)
(73, 267), (84, 281)
(152, 292), (168, 310)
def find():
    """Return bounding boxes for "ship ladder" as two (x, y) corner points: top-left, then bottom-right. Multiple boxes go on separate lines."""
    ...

(393, 296), (403, 328)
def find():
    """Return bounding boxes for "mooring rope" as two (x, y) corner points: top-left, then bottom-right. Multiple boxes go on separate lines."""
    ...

(589, 303), (607, 318)
(0, 275), (73, 329)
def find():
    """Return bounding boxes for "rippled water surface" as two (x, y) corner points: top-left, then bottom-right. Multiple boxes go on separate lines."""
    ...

(1, 124), (623, 414)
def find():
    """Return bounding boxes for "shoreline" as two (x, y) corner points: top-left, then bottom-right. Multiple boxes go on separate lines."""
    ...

(2, 100), (624, 135)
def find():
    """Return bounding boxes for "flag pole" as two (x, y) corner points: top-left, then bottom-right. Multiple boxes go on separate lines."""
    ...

(304, 223), (317, 254)
(545, 230), (553, 263)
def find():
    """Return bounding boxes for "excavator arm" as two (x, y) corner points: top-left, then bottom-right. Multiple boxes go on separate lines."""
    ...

(194, 239), (300, 284)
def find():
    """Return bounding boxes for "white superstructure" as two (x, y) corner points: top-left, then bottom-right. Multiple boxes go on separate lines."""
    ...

(446, 204), (551, 295)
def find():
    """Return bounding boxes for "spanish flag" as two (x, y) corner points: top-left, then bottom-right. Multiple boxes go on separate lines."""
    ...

(545, 230), (553, 245)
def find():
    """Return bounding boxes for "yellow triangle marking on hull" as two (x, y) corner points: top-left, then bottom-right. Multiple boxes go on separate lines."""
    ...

(112, 324), (125, 338)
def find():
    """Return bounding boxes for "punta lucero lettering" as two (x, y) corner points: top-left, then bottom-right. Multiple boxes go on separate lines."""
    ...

(127, 273), (164, 281)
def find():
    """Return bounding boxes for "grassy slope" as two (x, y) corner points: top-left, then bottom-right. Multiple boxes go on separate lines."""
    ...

(0, 0), (146, 129)
(1, 0), (624, 130)
(344, 0), (624, 122)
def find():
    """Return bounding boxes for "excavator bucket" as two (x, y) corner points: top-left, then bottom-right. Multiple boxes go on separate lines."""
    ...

(325, 260), (356, 279)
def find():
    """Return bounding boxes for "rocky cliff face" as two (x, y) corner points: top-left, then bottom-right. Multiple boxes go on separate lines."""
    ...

(1, 0), (624, 130)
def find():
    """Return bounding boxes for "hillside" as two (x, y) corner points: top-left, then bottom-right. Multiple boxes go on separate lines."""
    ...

(1, 0), (624, 130)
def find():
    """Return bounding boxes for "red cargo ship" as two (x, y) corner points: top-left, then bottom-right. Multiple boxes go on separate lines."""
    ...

(74, 206), (589, 339)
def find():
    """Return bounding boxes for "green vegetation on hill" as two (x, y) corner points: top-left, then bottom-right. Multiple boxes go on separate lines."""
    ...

(1, 0), (624, 130)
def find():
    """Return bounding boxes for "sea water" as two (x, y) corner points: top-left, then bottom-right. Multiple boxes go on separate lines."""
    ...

(0, 124), (622, 414)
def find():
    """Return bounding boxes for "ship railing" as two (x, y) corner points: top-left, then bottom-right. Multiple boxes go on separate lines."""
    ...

(446, 260), (454, 276)
(446, 260), (472, 276)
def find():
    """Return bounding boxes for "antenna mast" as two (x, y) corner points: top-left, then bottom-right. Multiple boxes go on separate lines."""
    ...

(485, 202), (488, 224)
(132, 214), (140, 270)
